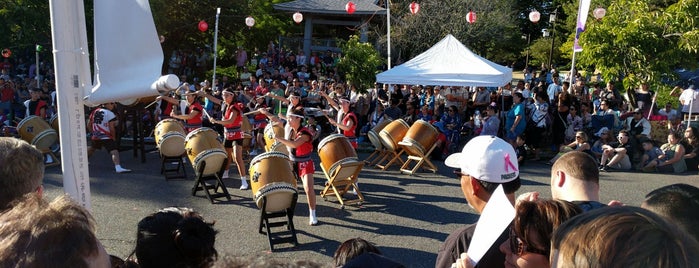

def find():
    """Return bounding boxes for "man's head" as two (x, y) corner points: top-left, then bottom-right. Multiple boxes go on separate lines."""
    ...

(445, 136), (521, 212)
(642, 183), (699, 243)
(0, 138), (44, 210)
(550, 151), (599, 201)
(0, 194), (110, 267)
(633, 108), (643, 118)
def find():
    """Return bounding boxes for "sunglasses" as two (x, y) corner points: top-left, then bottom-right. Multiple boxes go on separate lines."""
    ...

(509, 227), (548, 256)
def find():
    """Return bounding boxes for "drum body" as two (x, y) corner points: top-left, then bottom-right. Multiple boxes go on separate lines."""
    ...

(18, 116), (57, 150)
(402, 120), (439, 156)
(379, 119), (409, 152)
(241, 117), (253, 151)
(155, 119), (187, 157)
(318, 134), (358, 175)
(249, 152), (298, 211)
(185, 127), (227, 176)
(368, 119), (392, 149)
(49, 114), (60, 137)
(263, 123), (284, 152)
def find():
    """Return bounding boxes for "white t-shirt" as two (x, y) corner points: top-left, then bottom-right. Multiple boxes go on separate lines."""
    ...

(679, 89), (699, 113)
(91, 108), (116, 140)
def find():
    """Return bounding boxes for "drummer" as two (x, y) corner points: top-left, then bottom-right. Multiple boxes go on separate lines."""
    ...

(249, 95), (268, 155)
(24, 88), (48, 119)
(87, 102), (131, 173)
(264, 91), (304, 151)
(320, 89), (358, 149)
(209, 88), (249, 190)
(273, 108), (318, 226)
(157, 88), (203, 133)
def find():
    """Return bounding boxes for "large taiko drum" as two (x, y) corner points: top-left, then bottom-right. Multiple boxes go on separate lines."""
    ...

(368, 119), (392, 150)
(249, 152), (298, 212)
(18, 116), (57, 150)
(263, 123), (284, 152)
(49, 114), (59, 136)
(318, 134), (358, 176)
(242, 117), (253, 151)
(155, 119), (186, 157)
(185, 127), (227, 176)
(402, 120), (439, 156)
(379, 119), (409, 152)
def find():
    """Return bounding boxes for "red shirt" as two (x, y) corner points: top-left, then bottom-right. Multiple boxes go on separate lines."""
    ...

(223, 103), (243, 140)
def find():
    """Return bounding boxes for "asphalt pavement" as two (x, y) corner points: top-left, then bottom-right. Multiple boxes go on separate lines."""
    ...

(42, 142), (699, 268)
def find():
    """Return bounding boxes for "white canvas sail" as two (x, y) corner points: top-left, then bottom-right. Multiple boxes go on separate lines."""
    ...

(84, 0), (175, 106)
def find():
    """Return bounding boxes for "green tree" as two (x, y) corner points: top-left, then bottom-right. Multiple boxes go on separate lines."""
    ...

(564, 0), (698, 90)
(336, 35), (382, 94)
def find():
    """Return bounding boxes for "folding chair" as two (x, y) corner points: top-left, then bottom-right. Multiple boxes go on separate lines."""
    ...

(191, 161), (232, 204)
(398, 140), (438, 175)
(320, 160), (364, 209)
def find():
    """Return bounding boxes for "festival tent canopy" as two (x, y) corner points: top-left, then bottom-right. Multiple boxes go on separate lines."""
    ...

(376, 34), (512, 87)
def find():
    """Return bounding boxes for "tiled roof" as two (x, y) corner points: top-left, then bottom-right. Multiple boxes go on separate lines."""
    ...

(274, 0), (386, 15)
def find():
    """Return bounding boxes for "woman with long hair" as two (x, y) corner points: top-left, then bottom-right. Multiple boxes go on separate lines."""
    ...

(683, 126), (699, 171)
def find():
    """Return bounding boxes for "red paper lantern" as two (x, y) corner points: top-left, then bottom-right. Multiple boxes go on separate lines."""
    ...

(293, 12), (303, 24)
(466, 11), (477, 24)
(409, 2), (420, 15)
(345, 1), (356, 14)
(1, 48), (11, 58)
(529, 10), (541, 23)
(198, 20), (208, 32)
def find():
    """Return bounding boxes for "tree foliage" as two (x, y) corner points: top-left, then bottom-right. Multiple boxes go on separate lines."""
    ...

(573, 0), (699, 92)
(337, 35), (382, 94)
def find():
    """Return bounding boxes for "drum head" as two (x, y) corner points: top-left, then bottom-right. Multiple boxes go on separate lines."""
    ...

(254, 182), (298, 212)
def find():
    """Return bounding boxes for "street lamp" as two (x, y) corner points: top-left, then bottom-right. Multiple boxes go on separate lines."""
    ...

(547, 7), (557, 69)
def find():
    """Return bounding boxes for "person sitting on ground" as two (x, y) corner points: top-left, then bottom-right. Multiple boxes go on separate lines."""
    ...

(638, 139), (663, 171)
(599, 130), (634, 171)
(550, 206), (699, 268)
(0, 137), (45, 211)
(643, 132), (687, 173)
(0, 194), (111, 267)
(548, 131), (593, 165)
(436, 136), (522, 268)
(590, 127), (613, 160)
(124, 207), (218, 268)
(683, 126), (699, 171)
(642, 183), (699, 243)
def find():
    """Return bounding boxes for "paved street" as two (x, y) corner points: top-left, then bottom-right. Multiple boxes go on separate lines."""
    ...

(43, 144), (698, 267)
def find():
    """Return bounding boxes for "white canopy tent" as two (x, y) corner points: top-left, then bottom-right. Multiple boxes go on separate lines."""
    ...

(376, 34), (512, 87)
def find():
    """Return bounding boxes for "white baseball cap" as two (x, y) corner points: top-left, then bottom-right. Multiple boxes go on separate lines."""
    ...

(445, 135), (519, 183)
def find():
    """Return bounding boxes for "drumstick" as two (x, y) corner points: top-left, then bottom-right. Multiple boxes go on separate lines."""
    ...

(202, 109), (211, 119)
(243, 108), (269, 116)
(144, 99), (159, 109)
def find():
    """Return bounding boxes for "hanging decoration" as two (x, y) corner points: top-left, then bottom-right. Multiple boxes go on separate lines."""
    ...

(593, 7), (606, 20)
(409, 2), (420, 15)
(293, 12), (303, 24)
(198, 20), (208, 32)
(466, 10), (477, 24)
(1, 48), (11, 58)
(345, 1), (356, 14)
(529, 10), (540, 23)
(245, 16), (255, 28)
